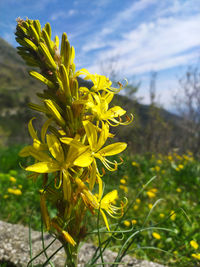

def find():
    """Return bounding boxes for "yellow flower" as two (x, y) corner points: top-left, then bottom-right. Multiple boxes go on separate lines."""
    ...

(7, 188), (22, 195)
(178, 164), (184, 169)
(120, 178), (126, 184)
(175, 167), (180, 171)
(136, 198), (141, 204)
(148, 203), (153, 209)
(133, 204), (139, 210)
(97, 190), (127, 231)
(3, 195), (9, 199)
(157, 160), (162, 165)
(9, 177), (16, 183)
(176, 188), (181, 193)
(147, 191), (156, 198)
(151, 188), (158, 193)
(61, 121), (127, 173)
(161, 170), (165, 174)
(132, 219), (137, 224)
(152, 232), (161, 240)
(119, 185), (128, 193)
(154, 166), (160, 172)
(192, 253), (200, 260)
(18, 185), (23, 189)
(132, 161), (139, 167)
(168, 155), (173, 161)
(170, 211), (176, 221)
(159, 213), (165, 218)
(190, 240), (199, 250)
(124, 220), (130, 227)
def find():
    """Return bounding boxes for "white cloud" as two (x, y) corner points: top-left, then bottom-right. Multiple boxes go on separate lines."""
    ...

(50, 9), (77, 21)
(87, 14), (200, 76)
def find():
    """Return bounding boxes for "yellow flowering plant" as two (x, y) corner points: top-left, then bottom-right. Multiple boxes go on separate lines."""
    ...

(15, 18), (132, 266)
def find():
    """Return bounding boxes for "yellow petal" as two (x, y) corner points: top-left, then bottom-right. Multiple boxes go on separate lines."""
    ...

(44, 99), (65, 126)
(99, 142), (127, 156)
(89, 161), (96, 191)
(96, 122), (109, 151)
(60, 137), (86, 150)
(41, 118), (53, 143)
(74, 149), (93, 167)
(26, 161), (60, 173)
(101, 190), (118, 205)
(47, 134), (64, 162)
(28, 117), (38, 140)
(63, 170), (71, 202)
(83, 120), (97, 151)
(100, 209), (110, 231)
(107, 106), (126, 118)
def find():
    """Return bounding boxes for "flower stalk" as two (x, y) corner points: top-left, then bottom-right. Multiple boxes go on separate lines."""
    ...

(15, 17), (132, 266)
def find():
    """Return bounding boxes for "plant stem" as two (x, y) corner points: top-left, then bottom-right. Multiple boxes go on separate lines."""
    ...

(64, 243), (78, 267)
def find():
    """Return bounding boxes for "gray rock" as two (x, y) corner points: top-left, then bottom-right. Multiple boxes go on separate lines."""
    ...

(0, 220), (165, 267)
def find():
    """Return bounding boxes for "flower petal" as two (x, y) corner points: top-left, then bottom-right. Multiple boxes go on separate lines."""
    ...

(47, 134), (64, 162)
(26, 161), (60, 173)
(99, 142), (127, 156)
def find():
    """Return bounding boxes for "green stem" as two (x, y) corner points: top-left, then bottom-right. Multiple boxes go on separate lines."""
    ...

(63, 243), (78, 267)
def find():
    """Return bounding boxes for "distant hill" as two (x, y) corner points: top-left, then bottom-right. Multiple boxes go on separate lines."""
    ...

(0, 37), (182, 152)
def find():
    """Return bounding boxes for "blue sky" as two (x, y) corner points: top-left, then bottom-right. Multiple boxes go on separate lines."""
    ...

(0, 0), (200, 110)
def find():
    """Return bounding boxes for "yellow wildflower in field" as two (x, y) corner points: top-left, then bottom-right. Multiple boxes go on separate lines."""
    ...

(18, 185), (23, 189)
(157, 159), (162, 165)
(119, 185), (128, 193)
(9, 177), (16, 183)
(152, 232), (161, 240)
(178, 164), (184, 169)
(148, 203), (153, 209)
(3, 195), (8, 199)
(136, 198), (141, 204)
(167, 155), (173, 161)
(176, 188), (182, 193)
(161, 170), (165, 174)
(133, 204), (139, 210)
(120, 178), (126, 184)
(132, 219), (137, 224)
(170, 210), (176, 221)
(159, 213), (165, 218)
(154, 166), (160, 172)
(132, 161), (139, 167)
(124, 220), (131, 227)
(192, 253), (200, 260)
(190, 240), (199, 250)
(7, 188), (22, 195)
(147, 191), (156, 198)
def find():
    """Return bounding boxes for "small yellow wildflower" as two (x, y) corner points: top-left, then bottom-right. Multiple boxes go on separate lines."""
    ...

(154, 166), (160, 172)
(152, 232), (161, 240)
(168, 155), (173, 161)
(3, 195), (9, 199)
(148, 203), (153, 209)
(170, 210), (176, 221)
(157, 159), (162, 165)
(132, 219), (137, 224)
(173, 251), (178, 255)
(132, 161), (139, 167)
(190, 240), (199, 250)
(18, 185), (23, 189)
(161, 170), (165, 174)
(159, 213), (165, 218)
(178, 164), (184, 169)
(192, 253), (200, 260)
(151, 167), (155, 171)
(7, 188), (22, 195)
(9, 177), (16, 183)
(119, 185), (128, 193)
(151, 188), (158, 193)
(120, 178), (126, 184)
(147, 191), (156, 198)
(124, 220), (131, 227)
(133, 204), (139, 210)
(136, 198), (141, 204)
(175, 167), (180, 171)
(176, 188), (181, 193)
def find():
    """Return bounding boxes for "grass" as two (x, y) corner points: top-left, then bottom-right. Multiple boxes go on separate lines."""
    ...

(0, 145), (199, 266)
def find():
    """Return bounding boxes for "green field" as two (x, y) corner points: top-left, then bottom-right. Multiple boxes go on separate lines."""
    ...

(0, 145), (199, 266)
